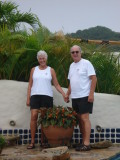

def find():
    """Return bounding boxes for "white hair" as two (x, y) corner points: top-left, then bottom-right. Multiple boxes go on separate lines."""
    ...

(70, 45), (82, 53)
(37, 50), (48, 60)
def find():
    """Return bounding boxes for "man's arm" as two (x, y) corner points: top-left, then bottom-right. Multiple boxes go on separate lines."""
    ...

(88, 75), (97, 102)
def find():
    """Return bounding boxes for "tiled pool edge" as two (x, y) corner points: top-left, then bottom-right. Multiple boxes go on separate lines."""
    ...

(0, 127), (120, 145)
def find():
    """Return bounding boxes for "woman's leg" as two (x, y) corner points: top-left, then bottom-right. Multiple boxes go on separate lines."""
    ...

(30, 109), (38, 144)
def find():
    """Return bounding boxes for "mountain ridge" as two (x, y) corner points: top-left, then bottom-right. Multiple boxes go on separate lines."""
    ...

(66, 26), (120, 41)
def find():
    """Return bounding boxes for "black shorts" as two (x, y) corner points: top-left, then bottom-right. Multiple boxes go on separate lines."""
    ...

(72, 96), (93, 114)
(30, 95), (53, 109)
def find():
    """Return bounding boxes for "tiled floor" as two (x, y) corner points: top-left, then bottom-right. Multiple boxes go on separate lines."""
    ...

(0, 144), (120, 160)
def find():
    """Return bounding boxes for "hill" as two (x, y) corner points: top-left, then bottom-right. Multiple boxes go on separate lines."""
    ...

(66, 26), (120, 41)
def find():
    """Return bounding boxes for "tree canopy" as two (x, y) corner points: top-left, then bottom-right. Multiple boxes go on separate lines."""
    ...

(0, 1), (38, 31)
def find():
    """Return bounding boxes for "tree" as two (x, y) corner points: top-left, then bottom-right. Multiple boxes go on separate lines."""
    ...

(0, 1), (38, 32)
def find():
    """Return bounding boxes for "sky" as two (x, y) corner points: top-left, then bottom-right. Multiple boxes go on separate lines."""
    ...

(6, 0), (120, 34)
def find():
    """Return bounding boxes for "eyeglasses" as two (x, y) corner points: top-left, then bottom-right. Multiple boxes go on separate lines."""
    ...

(71, 51), (79, 54)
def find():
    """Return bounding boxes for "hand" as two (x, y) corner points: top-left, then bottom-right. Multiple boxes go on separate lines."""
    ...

(65, 94), (70, 103)
(62, 93), (67, 102)
(26, 99), (30, 107)
(88, 94), (94, 102)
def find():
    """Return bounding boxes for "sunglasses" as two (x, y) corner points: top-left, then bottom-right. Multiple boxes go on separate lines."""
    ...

(71, 51), (79, 54)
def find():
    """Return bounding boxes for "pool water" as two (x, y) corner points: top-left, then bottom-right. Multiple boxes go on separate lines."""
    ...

(109, 153), (120, 160)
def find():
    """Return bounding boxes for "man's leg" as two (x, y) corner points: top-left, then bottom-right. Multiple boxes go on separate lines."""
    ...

(77, 114), (84, 144)
(80, 113), (91, 146)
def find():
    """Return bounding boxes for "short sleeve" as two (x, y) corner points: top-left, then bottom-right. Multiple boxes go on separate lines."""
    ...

(68, 68), (70, 80)
(87, 61), (96, 76)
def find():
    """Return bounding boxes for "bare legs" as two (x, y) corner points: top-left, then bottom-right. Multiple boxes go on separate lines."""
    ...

(30, 109), (38, 144)
(77, 113), (91, 146)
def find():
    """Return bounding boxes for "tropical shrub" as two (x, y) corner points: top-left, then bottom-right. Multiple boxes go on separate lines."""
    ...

(0, 1), (120, 95)
(0, 1), (38, 31)
(38, 106), (78, 129)
(88, 52), (120, 94)
(0, 135), (6, 149)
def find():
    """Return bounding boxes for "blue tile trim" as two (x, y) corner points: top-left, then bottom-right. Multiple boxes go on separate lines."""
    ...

(106, 129), (110, 132)
(116, 129), (120, 133)
(0, 128), (120, 145)
(111, 139), (115, 143)
(100, 134), (104, 138)
(111, 134), (115, 138)
(90, 134), (94, 138)
(111, 129), (115, 132)
(95, 133), (99, 138)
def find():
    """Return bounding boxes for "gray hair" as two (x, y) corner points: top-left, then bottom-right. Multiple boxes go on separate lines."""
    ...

(70, 45), (82, 53)
(37, 50), (48, 60)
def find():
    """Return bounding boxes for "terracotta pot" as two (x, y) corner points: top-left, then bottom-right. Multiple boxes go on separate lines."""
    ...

(42, 125), (74, 147)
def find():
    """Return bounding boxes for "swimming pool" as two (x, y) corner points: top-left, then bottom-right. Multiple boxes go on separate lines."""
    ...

(109, 153), (120, 160)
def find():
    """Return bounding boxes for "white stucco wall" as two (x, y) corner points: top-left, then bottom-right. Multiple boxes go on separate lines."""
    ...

(0, 80), (120, 130)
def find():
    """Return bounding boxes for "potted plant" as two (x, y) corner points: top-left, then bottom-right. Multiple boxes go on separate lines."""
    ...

(0, 135), (6, 154)
(38, 106), (78, 147)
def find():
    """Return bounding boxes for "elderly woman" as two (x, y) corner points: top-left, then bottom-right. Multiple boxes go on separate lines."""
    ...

(26, 50), (66, 149)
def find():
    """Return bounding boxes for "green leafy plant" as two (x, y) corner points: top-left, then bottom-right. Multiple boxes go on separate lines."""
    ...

(0, 1), (38, 31)
(0, 135), (6, 149)
(38, 106), (78, 129)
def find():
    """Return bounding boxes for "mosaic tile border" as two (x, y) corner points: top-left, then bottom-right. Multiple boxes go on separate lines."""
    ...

(0, 127), (120, 145)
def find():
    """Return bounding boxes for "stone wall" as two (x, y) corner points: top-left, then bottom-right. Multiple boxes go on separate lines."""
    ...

(0, 80), (120, 130)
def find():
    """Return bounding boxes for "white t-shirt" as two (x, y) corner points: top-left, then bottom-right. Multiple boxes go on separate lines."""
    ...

(31, 66), (53, 97)
(68, 58), (96, 98)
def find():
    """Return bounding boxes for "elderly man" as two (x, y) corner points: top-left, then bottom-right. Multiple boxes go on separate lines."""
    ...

(66, 45), (97, 151)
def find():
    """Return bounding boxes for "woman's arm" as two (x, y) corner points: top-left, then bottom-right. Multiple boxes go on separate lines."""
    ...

(26, 67), (35, 106)
(66, 84), (71, 96)
(51, 68), (66, 100)
(65, 84), (71, 102)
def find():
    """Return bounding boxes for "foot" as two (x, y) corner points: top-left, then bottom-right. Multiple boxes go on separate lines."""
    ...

(73, 143), (83, 149)
(40, 143), (50, 148)
(75, 144), (91, 151)
(27, 143), (35, 149)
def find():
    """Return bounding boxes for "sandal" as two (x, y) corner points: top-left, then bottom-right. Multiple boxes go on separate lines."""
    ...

(40, 143), (50, 149)
(73, 143), (83, 151)
(27, 143), (35, 149)
(75, 144), (91, 151)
